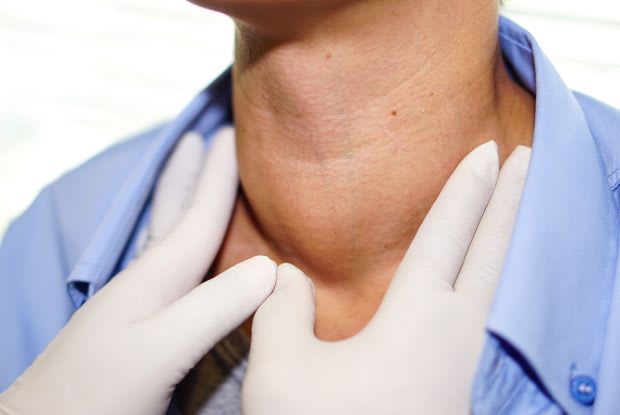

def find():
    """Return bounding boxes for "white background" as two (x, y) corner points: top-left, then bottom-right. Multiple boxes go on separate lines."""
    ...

(1, 0), (619, 237)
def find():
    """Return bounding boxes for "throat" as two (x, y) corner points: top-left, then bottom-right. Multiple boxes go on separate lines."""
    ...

(222, 0), (535, 341)
(211, 188), (413, 341)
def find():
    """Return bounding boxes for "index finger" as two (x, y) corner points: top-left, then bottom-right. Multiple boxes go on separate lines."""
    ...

(374, 140), (499, 319)
(110, 127), (239, 315)
(453, 145), (531, 307)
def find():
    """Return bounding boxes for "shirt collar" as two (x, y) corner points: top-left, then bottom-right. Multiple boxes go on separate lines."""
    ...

(66, 70), (233, 307)
(487, 17), (618, 414)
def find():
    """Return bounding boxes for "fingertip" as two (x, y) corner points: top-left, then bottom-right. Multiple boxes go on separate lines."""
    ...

(211, 125), (236, 144)
(250, 263), (316, 357)
(249, 255), (278, 272)
(238, 256), (278, 297)
(481, 139), (499, 154)
(501, 145), (532, 182)
(277, 262), (303, 276)
(513, 143), (531, 153)
(203, 126), (237, 173)
(277, 262), (307, 283)
(507, 144), (532, 164)
(462, 140), (499, 186)
(178, 131), (206, 151)
(276, 263), (315, 294)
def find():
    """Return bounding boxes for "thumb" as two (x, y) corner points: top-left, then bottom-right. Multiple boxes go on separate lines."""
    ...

(250, 263), (317, 360)
(144, 256), (277, 375)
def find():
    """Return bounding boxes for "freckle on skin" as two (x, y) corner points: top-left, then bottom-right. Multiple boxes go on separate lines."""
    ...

(326, 52), (332, 60)
(391, 110), (397, 116)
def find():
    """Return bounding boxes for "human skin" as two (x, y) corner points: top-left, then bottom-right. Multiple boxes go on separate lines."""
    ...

(190, 0), (535, 341)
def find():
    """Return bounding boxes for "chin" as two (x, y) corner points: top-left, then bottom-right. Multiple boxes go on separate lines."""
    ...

(186, 0), (355, 37)
(186, 0), (348, 19)
(187, 0), (320, 9)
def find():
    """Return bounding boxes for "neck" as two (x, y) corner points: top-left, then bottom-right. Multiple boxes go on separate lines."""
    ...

(229, 1), (534, 340)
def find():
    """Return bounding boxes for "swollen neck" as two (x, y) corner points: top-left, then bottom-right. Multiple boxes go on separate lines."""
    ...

(230, 2), (534, 340)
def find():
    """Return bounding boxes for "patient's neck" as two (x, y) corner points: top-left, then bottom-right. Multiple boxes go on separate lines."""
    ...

(229, 1), (534, 340)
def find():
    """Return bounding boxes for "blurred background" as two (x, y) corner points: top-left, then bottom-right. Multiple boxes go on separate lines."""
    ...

(1, 0), (619, 238)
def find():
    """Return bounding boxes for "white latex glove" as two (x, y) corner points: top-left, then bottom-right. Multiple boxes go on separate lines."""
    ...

(243, 141), (531, 415)
(0, 128), (277, 415)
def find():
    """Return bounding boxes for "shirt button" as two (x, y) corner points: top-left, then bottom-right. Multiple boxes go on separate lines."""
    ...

(570, 375), (596, 406)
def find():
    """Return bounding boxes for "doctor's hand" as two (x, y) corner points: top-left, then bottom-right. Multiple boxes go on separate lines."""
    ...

(0, 130), (277, 415)
(243, 142), (531, 415)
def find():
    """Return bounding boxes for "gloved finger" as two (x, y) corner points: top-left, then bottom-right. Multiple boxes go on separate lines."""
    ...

(377, 140), (499, 311)
(145, 256), (277, 376)
(148, 132), (206, 245)
(454, 145), (530, 307)
(249, 263), (317, 362)
(114, 126), (239, 314)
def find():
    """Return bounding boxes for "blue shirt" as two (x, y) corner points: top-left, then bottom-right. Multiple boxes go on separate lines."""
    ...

(2, 16), (620, 414)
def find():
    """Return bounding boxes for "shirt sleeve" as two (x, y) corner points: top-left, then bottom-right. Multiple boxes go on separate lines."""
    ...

(0, 121), (169, 392)
(0, 185), (76, 391)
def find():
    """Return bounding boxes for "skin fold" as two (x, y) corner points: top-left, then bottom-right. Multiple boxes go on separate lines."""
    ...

(192, 0), (535, 341)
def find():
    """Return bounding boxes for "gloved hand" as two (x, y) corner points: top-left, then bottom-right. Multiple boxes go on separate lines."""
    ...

(243, 141), (531, 415)
(0, 128), (277, 415)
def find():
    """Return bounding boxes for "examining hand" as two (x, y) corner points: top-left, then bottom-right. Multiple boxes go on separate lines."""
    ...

(243, 141), (531, 415)
(0, 129), (277, 415)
